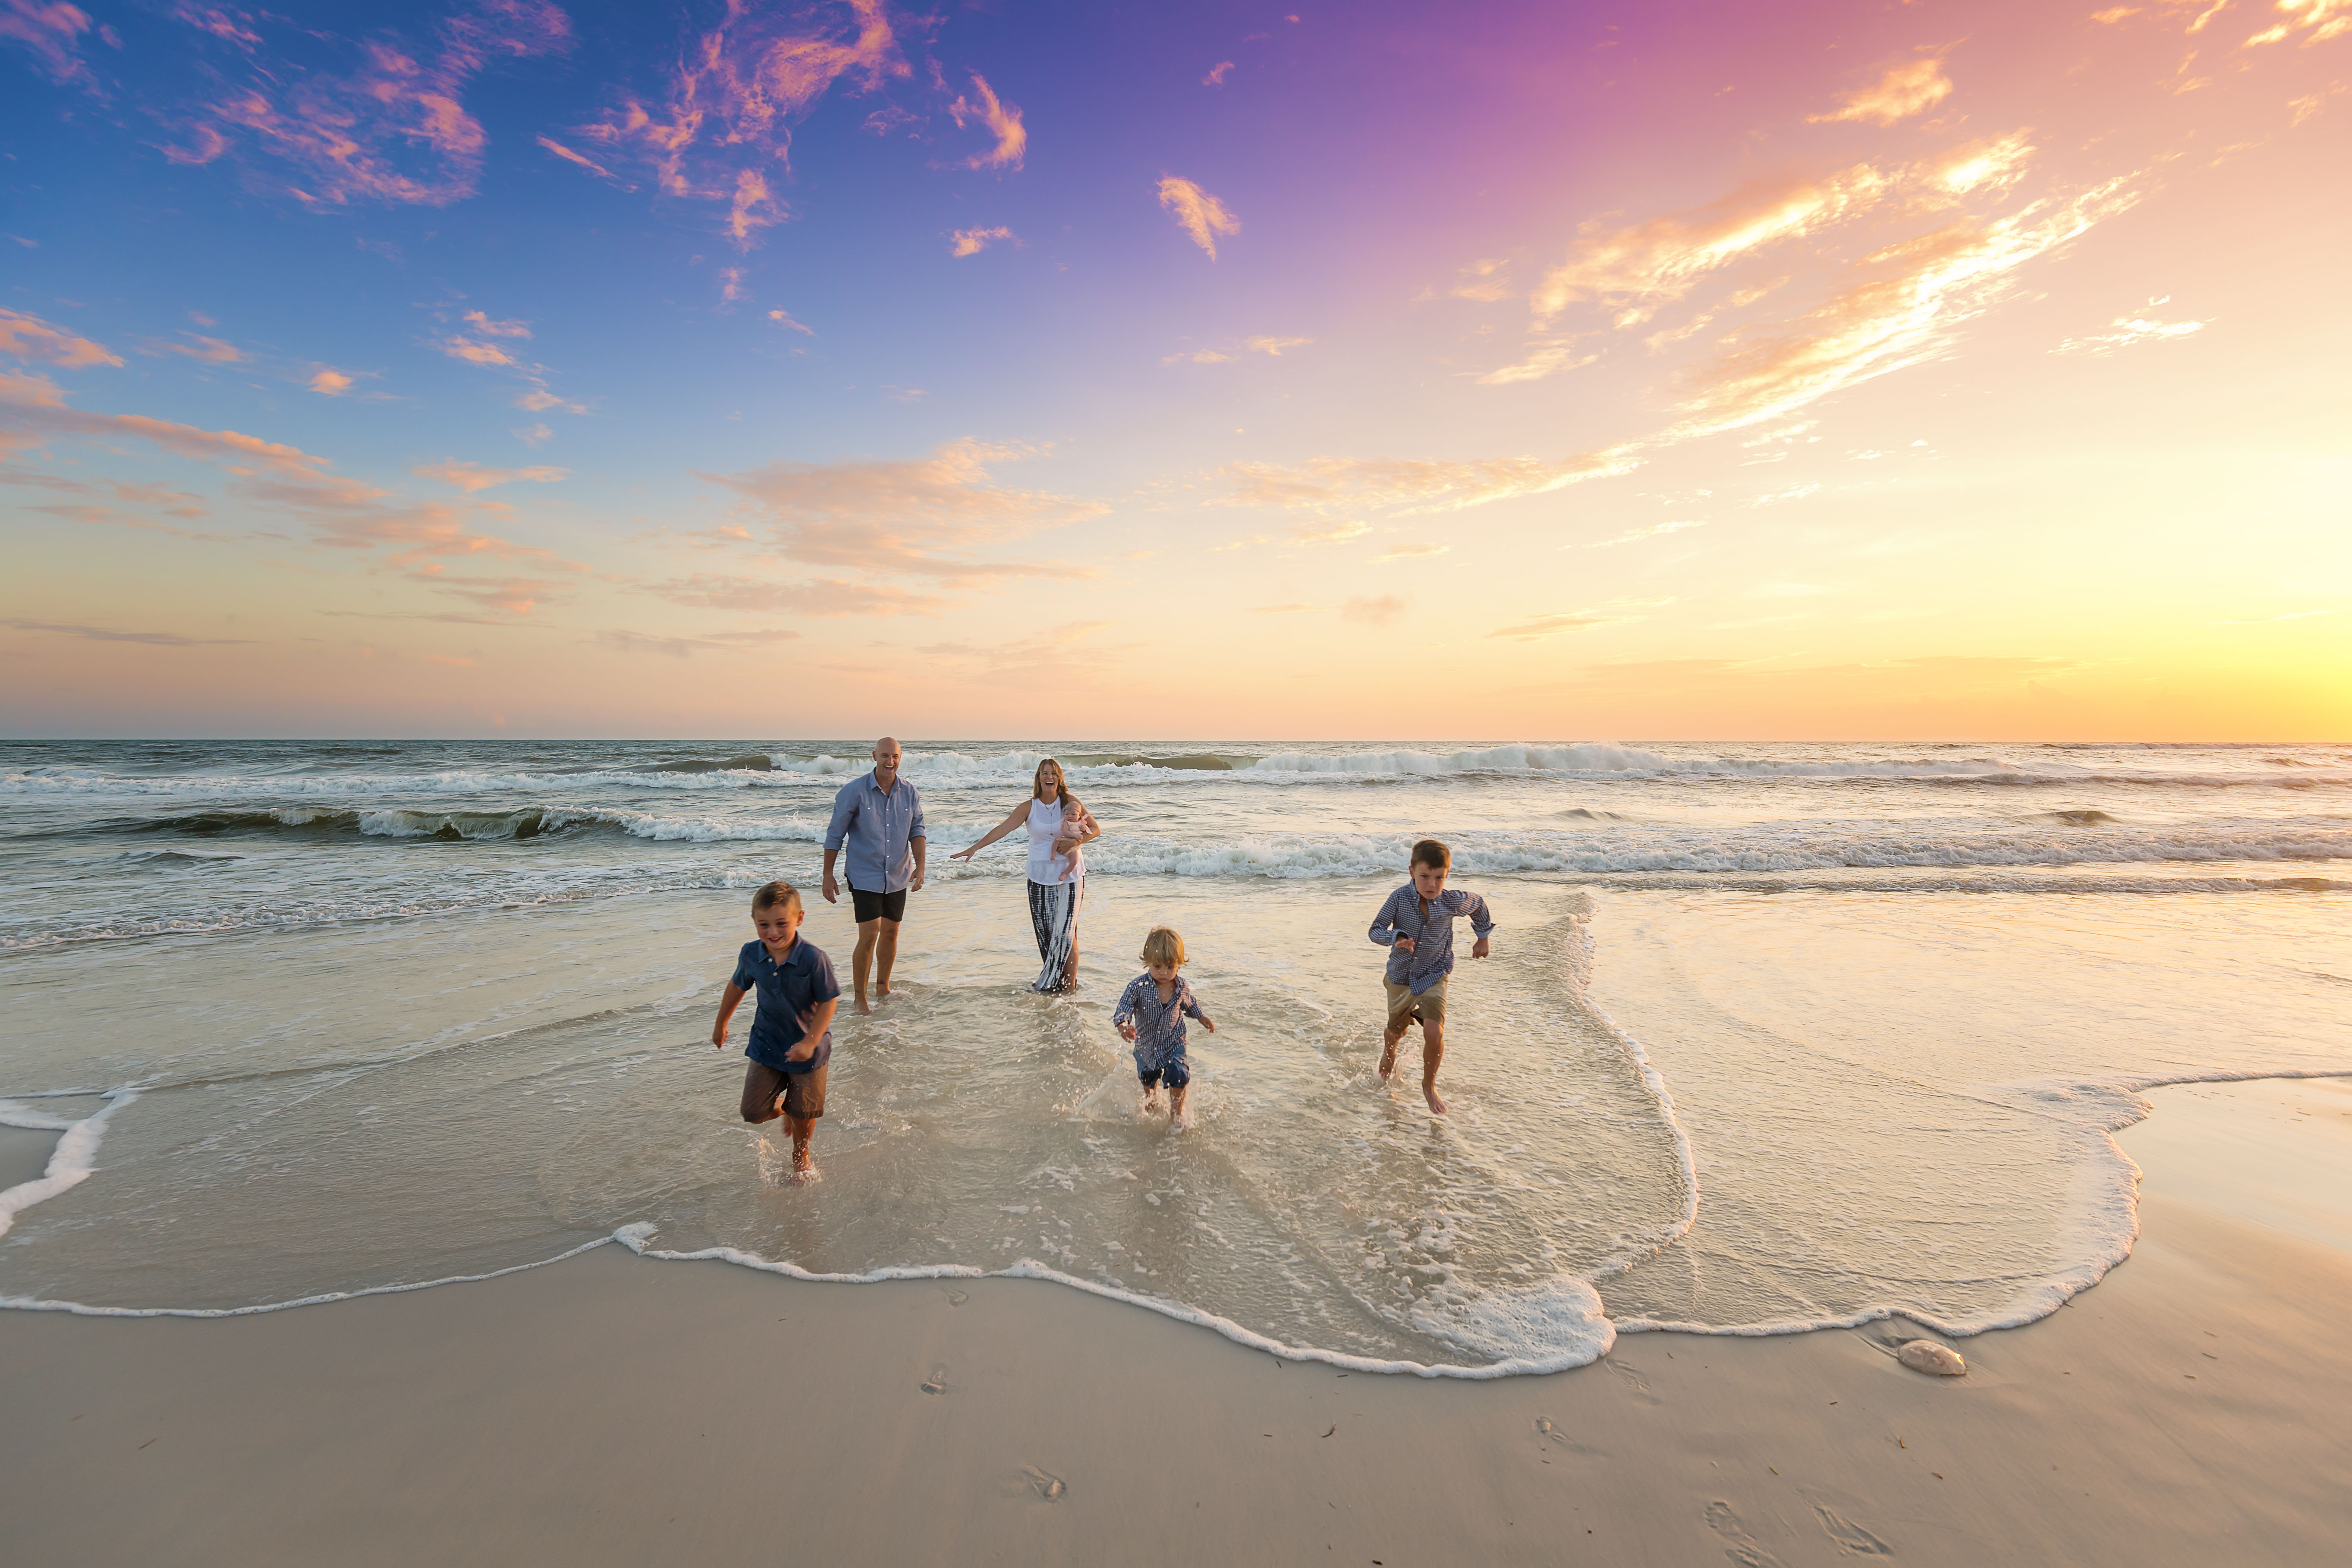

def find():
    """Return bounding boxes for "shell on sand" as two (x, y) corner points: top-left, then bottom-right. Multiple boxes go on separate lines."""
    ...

(1897, 1339), (1967, 1376)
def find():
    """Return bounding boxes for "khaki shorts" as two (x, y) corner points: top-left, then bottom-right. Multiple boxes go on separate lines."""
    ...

(741, 1058), (827, 1123)
(1385, 978), (1446, 1030)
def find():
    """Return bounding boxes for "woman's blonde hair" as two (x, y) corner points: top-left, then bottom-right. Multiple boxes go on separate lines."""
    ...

(1139, 926), (1185, 969)
(1031, 756), (1084, 817)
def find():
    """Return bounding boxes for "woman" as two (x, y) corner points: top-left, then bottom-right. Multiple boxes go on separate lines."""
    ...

(950, 757), (1102, 992)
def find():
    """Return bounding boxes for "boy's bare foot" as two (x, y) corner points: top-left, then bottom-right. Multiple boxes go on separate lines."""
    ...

(1424, 1086), (1448, 1115)
(789, 1147), (818, 1184)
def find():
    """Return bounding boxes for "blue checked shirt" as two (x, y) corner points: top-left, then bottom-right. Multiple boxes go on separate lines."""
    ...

(1113, 973), (1208, 1069)
(823, 770), (927, 893)
(1368, 885), (1495, 994)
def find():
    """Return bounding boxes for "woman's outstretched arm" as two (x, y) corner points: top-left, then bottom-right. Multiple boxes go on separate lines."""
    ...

(950, 799), (1032, 861)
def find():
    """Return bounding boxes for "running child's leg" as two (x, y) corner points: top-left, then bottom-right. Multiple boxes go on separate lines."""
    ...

(1419, 1017), (1447, 1115)
(786, 1114), (815, 1176)
(1168, 1083), (1188, 1123)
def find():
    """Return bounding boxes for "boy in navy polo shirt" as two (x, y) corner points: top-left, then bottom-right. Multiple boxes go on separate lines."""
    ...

(711, 880), (841, 1183)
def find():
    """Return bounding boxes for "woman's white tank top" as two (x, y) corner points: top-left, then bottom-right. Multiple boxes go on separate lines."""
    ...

(1025, 799), (1082, 884)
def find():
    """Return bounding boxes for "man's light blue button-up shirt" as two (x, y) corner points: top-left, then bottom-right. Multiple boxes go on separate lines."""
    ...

(823, 771), (928, 893)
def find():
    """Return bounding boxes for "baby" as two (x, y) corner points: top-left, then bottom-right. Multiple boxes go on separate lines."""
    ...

(1112, 925), (1215, 1126)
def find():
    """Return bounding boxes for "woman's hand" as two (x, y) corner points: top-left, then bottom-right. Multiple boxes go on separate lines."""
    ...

(949, 844), (980, 861)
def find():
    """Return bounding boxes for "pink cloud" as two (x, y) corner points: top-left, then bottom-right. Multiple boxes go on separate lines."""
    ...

(167, 2), (572, 208)
(570, 0), (907, 247)
(707, 440), (1107, 582)
(1158, 176), (1240, 260)
(949, 225), (1014, 258)
(1, 0), (99, 92)
(947, 72), (1026, 170)
(439, 336), (519, 367)
(0, 308), (122, 369)
(648, 572), (952, 618)
(308, 369), (356, 395)
(413, 459), (568, 492)
(1203, 61), (1235, 87)
(462, 310), (531, 338)
(141, 332), (245, 364)
(1808, 53), (1956, 127)
(536, 135), (626, 184)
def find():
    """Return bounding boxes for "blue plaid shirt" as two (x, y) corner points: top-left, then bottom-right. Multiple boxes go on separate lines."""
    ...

(1368, 884), (1494, 994)
(823, 770), (927, 893)
(1113, 973), (1208, 1069)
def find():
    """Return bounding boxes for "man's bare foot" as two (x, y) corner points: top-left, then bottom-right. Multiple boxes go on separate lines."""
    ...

(1424, 1086), (1448, 1115)
(854, 994), (872, 1016)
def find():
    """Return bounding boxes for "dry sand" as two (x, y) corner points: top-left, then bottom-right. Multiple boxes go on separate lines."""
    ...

(3, 1078), (2348, 1567)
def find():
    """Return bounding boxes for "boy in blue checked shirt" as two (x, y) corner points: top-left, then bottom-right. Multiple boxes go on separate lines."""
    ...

(1368, 839), (1493, 1115)
(711, 880), (841, 1183)
(1113, 926), (1217, 1128)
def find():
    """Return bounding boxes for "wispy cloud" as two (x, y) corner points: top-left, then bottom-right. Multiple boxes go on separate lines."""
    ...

(141, 331), (246, 364)
(569, 0), (906, 248)
(648, 573), (951, 618)
(308, 368), (357, 396)
(594, 626), (801, 658)
(1585, 519), (1706, 547)
(1203, 61), (1235, 86)
(950, 225), (1016, 258)
(917, 621), (1135, 682)
(0, 0), (101, 93)
(2053, 311), (2206, 355)
(1219, 449), (1638, 519)
(0, 617), (251, 646)
(2246, 0), (2352, 48)
(163, 2), (574, 207)
(1808, 53), (1955, 126)
(1487, 599), (1671, 641)
(947, 72), (1026, 170)
(536, 134), (626, 185)
(1371, 543), (1449, 563)
(462, 310), (531, 338)
(1342, 596), (1405, 625)
(707, 440), (1107, 582)
(412, 460), (568, 493)
(0, 308), (122, 369)
(1163, 334), (1311, 365)
(767, 308), (815, 335)
(1158, 176), (1240, 260)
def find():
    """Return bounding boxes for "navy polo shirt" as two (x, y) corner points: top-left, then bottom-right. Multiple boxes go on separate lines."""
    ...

(730, 937), (841, 1073)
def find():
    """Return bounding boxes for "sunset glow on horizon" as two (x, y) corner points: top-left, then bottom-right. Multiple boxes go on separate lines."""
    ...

(3, 0), (2346, 739)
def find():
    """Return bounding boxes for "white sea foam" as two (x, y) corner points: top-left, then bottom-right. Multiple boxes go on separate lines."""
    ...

(0, 1087), (139, 1242)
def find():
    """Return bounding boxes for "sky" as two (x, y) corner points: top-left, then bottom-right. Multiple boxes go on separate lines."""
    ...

(2, 0), (2347, 740)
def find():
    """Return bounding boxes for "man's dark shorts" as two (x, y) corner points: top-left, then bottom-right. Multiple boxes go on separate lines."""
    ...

(741, 1059), (827, 1123)
(849, 885), (908, 924)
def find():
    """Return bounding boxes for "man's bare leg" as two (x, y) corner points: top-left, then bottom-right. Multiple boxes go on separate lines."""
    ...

(1420, 1019), (1447, 1114)
(852, 918), (880, 1014)
(873, 918), (899, 1000)
(1379, 1024), (1405, 1080)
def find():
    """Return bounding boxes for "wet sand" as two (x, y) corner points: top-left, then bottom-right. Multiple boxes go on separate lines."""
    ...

(2, 1078), (2346, 1567)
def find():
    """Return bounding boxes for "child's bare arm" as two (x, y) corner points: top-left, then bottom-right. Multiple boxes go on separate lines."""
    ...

(711, 981), (747, 1048)
(787, 996), (839, 1061)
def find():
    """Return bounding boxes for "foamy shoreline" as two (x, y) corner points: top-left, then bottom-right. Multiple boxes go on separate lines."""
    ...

(1, 1079), (2345, 1565)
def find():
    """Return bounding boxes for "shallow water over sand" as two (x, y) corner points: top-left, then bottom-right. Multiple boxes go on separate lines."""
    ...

(4, 739), (2349, 1371)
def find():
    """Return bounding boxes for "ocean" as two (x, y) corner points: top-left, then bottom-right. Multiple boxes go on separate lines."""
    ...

(3, 739), (2348, 1375)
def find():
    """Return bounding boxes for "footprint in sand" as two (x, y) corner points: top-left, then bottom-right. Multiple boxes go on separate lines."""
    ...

(1020, 1464), (1067, 1502)
(1532, 1416), (1607, 1458)
(920, 1365), (948, 1395)
(1811, 1502), (1894, 1555)
(1601, 1357), (1661, 1403)
(943, 1288), (968, 1307)
(1703, 1501), (1789, 1568)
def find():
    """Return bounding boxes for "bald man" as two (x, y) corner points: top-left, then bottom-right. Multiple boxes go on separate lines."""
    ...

(821, 737), (927, 1014)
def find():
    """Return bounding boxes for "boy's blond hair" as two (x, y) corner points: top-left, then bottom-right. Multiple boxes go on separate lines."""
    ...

(1139, 926), (1186, 969)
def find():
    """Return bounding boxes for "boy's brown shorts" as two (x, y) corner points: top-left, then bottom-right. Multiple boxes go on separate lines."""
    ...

(1384, 978), (1446, 1030)
(740, 1059), (827, 1123)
